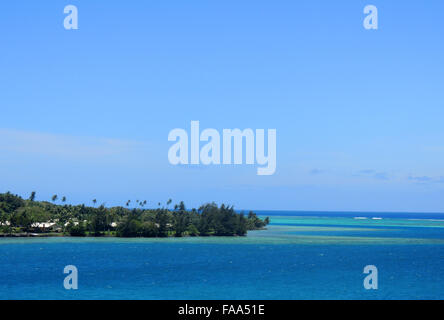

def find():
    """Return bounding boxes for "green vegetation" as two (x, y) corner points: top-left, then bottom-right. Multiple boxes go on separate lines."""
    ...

(0, 192), (269, 238)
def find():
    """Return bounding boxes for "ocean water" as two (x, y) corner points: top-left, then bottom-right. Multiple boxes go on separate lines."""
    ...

(1, 212), (443, 300)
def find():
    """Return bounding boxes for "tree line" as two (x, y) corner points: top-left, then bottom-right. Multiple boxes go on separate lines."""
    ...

(0, 192), (269, 237)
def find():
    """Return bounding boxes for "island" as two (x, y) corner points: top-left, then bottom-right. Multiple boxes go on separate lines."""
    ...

(0, 192), (269, 238)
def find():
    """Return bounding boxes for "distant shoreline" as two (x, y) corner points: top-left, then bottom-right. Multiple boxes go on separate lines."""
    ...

(253, 210), (444, 220)
(1, 192), (270, 238)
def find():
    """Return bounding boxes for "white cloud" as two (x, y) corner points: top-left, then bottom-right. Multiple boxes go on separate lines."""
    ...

(0, 128), (142, 159)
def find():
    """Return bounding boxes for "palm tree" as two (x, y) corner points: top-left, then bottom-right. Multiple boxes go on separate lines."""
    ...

(62, 196), (66, 203)
(29, 191), (36, 202)
(126, 200), (131, 207)
(51, 195), (58, 203)
(92, 199), (97, 207)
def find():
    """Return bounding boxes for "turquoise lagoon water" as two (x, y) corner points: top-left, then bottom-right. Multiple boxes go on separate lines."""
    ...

(1, 212), (443, 300)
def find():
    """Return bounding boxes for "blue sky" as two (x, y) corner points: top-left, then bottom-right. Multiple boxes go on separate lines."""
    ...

(1, 1), (444, 212)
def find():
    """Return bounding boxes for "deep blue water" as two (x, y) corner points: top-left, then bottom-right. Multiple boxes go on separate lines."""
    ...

(1, 213), (443, 300)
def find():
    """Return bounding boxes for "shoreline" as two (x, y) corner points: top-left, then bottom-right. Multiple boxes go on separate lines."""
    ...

(0, 229), (267, 238)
